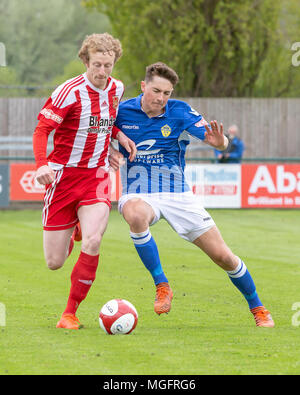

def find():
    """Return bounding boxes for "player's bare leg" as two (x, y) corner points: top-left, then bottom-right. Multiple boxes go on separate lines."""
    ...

(193, 226), (274, 327)
(43, 227), (75, 270)
(192, 225), (239, 271)
(122, 199), (173, 315)
(122, 198), (155, 233)
(57, 202), (110, 329)
(78, 202), (110, 256)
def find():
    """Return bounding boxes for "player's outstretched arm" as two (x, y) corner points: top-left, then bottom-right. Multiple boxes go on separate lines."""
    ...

(204, 120), (228, 151)
(33, 120), (55, 185)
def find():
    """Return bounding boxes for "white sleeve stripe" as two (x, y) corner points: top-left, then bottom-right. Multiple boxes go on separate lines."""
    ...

(53, 75), (84, 108)
(53, 75), (83, 106)
(52, 75), (82, 105)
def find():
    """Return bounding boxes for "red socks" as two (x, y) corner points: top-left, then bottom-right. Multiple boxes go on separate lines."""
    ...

(63, 251), (99, 315)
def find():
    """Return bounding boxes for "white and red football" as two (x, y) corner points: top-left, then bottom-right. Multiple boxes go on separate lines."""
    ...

(99, 299), (138, 335)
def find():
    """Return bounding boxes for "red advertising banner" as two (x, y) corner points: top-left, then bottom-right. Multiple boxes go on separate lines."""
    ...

(10, 163), (45, 201)
(242, 164), (300, 208)
(10, 163), (121, 202)
(109, 169), (122, 202)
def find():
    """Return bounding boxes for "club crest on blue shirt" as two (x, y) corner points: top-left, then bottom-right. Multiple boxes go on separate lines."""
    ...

(161, 124), (172, 137)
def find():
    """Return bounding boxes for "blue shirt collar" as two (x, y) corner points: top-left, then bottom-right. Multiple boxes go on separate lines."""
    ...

(136, 94), (169, 118)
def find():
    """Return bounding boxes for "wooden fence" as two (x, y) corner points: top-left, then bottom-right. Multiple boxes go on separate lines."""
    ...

(0, 97), (299, 160)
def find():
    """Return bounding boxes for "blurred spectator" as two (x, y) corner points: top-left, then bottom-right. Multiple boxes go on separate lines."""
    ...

(214, 124), (244, 163)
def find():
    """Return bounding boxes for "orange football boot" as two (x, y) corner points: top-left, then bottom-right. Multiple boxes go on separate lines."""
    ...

(67, 223), (82, 257)
(74, 222), (82, 242)
(250, 306), (275, 327)
(56, 313), (83, 330)
(154, 282), (173, 315)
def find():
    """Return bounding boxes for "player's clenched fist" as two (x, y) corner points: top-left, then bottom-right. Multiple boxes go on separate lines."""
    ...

(35, 165), (55, 185)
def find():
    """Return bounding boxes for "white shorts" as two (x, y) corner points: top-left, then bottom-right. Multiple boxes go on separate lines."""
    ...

(118, 191), (215, 242)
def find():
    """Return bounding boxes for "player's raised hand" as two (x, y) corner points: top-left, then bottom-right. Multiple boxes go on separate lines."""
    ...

(204, 120), (228, 150)
(35, 165), (55, 185)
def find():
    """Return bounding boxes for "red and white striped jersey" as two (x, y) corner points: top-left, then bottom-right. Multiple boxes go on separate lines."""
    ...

(37, 73), (124, 169)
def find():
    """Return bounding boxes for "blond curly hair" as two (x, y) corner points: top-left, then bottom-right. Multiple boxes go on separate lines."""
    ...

(78, 33), (123, 64)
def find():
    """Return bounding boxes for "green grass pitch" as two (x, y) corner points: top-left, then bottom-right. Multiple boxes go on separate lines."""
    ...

(0, 208), (300, 375)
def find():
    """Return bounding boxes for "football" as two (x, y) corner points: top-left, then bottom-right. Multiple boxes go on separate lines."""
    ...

(99, 299), (138, 335)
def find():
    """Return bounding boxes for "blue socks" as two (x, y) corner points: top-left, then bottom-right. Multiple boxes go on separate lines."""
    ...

(227, 258), (263, 310)
(130, 230), (261, 311)
(130, 229), (168, 285)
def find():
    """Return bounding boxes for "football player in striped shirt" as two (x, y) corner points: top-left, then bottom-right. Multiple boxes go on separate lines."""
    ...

(111, 62), (274, 328)
(33, 33), (136, 330)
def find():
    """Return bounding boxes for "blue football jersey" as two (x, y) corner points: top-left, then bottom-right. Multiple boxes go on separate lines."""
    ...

(115, 94), (208, 194)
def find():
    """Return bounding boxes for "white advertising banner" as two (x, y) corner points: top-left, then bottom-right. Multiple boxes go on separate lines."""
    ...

(185, 164), (241, 208)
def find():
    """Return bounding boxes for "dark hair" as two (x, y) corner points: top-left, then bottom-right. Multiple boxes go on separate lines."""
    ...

(145, 62), (179, 86)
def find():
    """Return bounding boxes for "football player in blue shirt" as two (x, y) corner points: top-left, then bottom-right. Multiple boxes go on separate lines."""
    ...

(111, 62), (274, 327)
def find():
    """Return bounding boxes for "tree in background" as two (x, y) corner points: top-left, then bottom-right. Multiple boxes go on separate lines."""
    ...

(1, 0), (299, 98)
(0, 67), (21, 97)
(0, 0), (110, 95)
(84, 0), (300, 98)
(254, 0), (300, 97)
